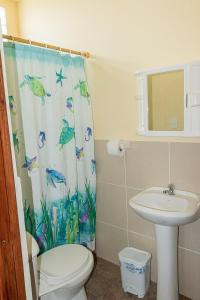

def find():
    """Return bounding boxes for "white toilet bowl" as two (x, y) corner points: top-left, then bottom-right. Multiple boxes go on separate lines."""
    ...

(26, 233), (94, 300)
(38, 244), (94, 300)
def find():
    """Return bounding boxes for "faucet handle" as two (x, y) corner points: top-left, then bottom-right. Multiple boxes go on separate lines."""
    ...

(167, 183), (175, 195)
(168, 183), (175, 190)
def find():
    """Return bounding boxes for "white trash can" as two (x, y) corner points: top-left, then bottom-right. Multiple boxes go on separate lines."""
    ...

(118, 247), (151, 298)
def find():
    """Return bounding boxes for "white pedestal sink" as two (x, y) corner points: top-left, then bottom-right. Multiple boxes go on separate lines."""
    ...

(129, 187), (200, 300)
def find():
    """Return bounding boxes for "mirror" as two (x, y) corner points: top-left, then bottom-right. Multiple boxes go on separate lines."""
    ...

(147, 70), (184, 131)
(136, 62), (200, 137)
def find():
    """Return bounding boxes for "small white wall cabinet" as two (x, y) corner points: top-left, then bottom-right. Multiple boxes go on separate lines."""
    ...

(135, 62), (200, 137)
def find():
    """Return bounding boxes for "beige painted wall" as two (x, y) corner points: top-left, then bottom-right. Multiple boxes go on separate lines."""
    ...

(0, 0), (19, 35)
(17, 0), (200, 142)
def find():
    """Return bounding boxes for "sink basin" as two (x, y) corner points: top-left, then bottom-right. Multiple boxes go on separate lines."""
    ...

(129, 187), (200, 226)
(129, 187), (200, 300)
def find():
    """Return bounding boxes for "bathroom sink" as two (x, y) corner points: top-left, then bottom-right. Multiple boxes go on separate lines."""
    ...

(129, 187), (200, 300)
(129, 187), (200, 226)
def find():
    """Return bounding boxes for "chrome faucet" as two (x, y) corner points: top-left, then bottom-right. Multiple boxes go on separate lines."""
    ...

(163, 184), (175, 195)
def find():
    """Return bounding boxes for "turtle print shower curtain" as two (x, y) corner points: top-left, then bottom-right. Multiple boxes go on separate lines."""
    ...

(4, 42), (96, 253)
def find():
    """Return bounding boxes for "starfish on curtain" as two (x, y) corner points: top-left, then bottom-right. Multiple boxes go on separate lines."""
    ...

(56, 68), (67, 87)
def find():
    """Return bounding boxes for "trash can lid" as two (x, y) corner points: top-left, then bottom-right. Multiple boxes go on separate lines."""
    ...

(118, 247), (151, 266)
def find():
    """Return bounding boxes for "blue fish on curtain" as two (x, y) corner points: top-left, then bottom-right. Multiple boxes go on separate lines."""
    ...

(46, 168), (66, 188)
(4, 42), (96, 253)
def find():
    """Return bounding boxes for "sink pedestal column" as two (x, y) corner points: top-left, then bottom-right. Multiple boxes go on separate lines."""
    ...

(155, 225), (178, 300)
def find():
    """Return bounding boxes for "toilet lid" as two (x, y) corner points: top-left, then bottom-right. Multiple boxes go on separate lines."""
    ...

(38, 244), (90, 285)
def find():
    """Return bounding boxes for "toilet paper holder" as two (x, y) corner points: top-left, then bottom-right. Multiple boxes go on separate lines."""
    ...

(118, 140), (130, 152)
(106, 140), (130, 157)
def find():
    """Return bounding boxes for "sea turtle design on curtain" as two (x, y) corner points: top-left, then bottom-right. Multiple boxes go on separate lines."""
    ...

(4, 42), (96, 253)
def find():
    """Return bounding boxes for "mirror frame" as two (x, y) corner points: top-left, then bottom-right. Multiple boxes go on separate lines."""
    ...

(135, 63), (192, 137)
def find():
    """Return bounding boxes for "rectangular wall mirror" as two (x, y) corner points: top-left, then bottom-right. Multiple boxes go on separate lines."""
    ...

(136, 62), (200, 137)
(148, 70), (184, 131)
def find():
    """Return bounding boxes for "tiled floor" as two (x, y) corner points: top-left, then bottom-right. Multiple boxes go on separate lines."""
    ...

(85, 257), (190, 300)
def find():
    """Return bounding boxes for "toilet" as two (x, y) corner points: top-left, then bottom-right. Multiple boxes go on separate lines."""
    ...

(26, 232), (94, 300)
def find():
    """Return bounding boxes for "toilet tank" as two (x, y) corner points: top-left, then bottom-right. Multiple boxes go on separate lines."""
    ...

(26, 232), (40, 299)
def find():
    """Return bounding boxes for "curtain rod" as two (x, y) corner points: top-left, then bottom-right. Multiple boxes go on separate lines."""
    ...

(2, 34), (90, 59)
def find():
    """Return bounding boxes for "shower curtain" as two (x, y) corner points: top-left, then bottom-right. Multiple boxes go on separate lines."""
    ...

(4, 42), (96, 253)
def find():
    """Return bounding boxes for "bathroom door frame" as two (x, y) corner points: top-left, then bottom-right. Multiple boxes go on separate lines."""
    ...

(0, 53), (26, 299)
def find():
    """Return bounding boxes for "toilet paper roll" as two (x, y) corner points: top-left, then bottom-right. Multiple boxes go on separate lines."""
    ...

(106, 140), (124, 157)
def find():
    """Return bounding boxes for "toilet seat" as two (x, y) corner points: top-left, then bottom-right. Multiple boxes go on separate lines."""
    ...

(38, 244), (90, 286)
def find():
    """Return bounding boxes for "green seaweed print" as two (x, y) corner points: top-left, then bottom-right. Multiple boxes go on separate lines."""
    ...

(9, 95), (17, 115)
(13, 131), (20, 153)
(23, 182), (96, 254)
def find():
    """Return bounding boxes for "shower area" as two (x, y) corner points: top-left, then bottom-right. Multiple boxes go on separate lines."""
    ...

(3, 41), (96, 254)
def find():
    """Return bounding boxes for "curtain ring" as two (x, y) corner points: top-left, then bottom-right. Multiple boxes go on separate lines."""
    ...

(28, 40), (32, 48)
